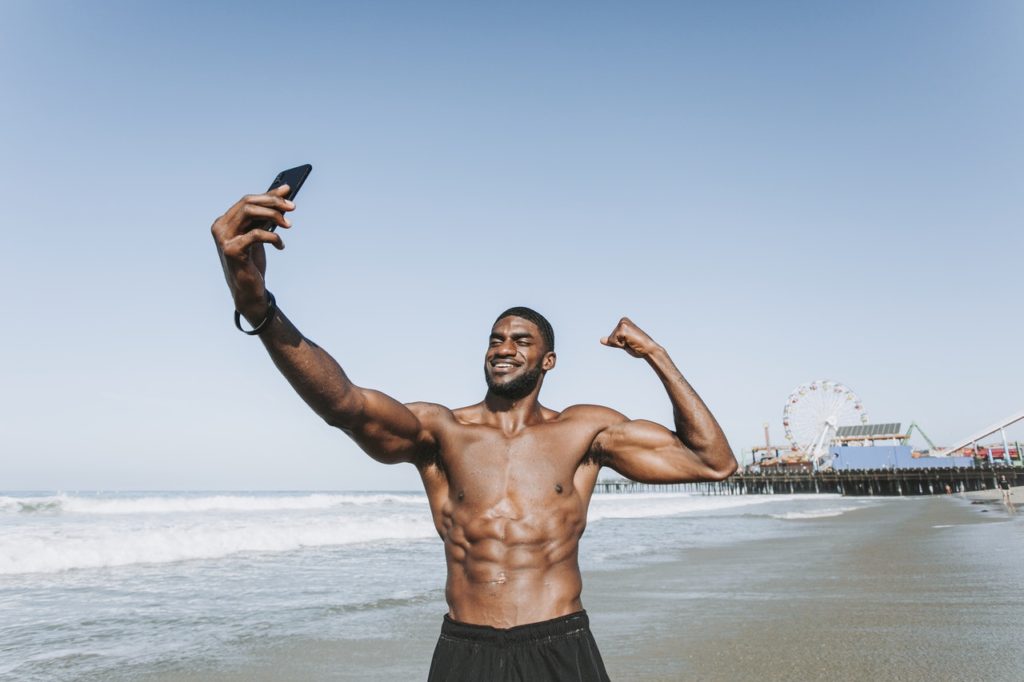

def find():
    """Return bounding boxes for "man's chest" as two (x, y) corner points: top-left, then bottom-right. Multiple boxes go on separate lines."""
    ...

(437, 423), (595, 494)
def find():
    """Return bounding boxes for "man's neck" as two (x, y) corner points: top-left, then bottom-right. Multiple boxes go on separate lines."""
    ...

(482, 389), (547, 434)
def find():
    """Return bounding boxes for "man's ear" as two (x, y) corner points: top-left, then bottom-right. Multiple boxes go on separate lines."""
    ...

(542, 351), (557, 371)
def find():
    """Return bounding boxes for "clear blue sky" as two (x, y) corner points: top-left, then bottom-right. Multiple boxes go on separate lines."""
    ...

(2, 1), (1022, 490)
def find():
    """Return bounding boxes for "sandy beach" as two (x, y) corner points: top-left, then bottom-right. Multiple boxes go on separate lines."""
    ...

(588, 495), (1023, 681)
(104, 494), (1023, 682)
(965, 484), (1024, 506)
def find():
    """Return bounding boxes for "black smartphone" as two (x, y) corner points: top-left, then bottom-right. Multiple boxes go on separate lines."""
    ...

(260, 164), (312, 232)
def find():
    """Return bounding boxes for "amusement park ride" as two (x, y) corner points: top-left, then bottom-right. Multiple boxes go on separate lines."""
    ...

(751, 379), (1024, 471)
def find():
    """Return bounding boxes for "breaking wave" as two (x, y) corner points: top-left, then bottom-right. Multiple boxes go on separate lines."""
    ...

(0, 513), (436, 575)
(0, 492), (427, 516)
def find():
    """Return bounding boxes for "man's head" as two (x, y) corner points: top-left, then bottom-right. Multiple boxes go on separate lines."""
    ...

(484, 307), (557, 401)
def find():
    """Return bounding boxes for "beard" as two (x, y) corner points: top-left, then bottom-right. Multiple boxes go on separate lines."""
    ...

(485, 362), (544, 401)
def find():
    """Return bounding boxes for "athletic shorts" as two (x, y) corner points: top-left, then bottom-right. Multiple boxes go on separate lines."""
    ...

(427, 610), (611, 682)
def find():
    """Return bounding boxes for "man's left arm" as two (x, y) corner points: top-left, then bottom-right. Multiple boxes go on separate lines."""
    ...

(591, 317), (737, 483)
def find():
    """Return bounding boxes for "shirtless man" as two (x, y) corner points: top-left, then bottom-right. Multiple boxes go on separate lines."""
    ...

(211, 185), (737, 681)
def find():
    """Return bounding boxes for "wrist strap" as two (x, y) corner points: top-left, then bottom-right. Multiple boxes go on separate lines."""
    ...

(234, 291), (277, 336)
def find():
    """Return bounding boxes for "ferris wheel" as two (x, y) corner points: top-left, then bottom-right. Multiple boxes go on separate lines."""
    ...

(783, 379), (868, 465)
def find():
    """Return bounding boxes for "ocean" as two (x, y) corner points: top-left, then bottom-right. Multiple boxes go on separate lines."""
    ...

(0, 490), (1003, 681)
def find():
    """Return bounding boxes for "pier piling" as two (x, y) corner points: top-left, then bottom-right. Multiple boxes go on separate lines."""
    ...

(593, 467), (1024, 497)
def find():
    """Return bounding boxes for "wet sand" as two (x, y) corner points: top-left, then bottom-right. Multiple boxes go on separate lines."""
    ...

(588, 495), (1023, 681)
(129, 496), (1024, 682)
(965, 483), (1024, 505)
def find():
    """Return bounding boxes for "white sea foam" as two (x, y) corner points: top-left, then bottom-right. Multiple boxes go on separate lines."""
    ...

(0, 492), (428, 515)
(588, 492), (798, 521)
(769, 506), (862, 520)
(0, 490), (855, 575)
(0, 513), (436, 575)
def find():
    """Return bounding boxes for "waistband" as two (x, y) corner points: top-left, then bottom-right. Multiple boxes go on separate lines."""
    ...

(441, 611), (590, 644)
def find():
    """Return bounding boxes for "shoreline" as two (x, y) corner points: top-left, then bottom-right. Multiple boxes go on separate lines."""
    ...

(588, 494), (1022, 681)
(95, 496), (1022, 682)
(965, 484), (1024, 505)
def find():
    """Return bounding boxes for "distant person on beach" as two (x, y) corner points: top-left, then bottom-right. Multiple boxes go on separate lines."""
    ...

(211, 186), (737, 682)
(998, 475), (1012, 506)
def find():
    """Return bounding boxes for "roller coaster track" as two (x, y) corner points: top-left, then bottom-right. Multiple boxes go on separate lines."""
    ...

(934, 408), (1024, 457)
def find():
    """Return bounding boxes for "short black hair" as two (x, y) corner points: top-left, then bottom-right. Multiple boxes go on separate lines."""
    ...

(494, 307), (555, 352)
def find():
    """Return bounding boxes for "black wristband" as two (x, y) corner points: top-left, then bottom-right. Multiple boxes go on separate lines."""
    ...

(234, 291), (277, 336)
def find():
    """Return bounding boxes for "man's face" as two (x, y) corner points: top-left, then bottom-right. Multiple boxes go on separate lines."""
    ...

(484, 316), (554, 400)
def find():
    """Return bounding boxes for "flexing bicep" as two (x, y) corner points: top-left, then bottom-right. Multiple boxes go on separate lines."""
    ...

(339, 391), (436, 465)
(592, 419), (725, 484)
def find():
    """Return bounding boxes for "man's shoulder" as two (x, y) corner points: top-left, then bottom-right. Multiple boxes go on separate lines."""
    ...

(405, 401), (456, 425)
(558, 403), (628, 428)
(408, 402), (494, 430)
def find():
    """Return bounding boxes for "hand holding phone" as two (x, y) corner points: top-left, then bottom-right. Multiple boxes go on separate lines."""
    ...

(258, 164), (312, 232)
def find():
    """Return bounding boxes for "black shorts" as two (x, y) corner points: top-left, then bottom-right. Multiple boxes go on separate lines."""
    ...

(427, 610), (611, 682)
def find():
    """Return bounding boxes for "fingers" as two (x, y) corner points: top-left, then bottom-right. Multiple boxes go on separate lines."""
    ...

(236, 190), (295, 213)
(602, 333), (642, 358)
(226, 228), (285, 254)
(602, 318), (631, 346)
(241, 193), (295, 219)
(213, 189), (297, 245)
(601, 318), (646, 356)
(241, 203), (292, 230)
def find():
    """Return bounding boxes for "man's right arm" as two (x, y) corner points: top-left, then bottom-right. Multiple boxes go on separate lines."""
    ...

(211, 187), (430, 465)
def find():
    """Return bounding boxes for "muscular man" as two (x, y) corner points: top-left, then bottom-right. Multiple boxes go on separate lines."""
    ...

(212, 185), (737, 682)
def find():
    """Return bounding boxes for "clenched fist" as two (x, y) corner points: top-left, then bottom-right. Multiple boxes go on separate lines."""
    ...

(600, 317), (663, 359)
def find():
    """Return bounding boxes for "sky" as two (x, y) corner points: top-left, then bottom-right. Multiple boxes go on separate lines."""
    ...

(2, 1), (1022, 490)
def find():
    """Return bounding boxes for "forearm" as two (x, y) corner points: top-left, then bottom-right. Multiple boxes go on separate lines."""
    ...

(235, 295), (425, 465)
(240, 297), (363, 427)
(212, 190), (373, 433)
(645, 346), (736, 474)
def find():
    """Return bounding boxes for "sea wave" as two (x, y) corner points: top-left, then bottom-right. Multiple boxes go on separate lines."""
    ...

(588, 492), (796, 521)
(0, 490), (861, 574)
(0, 514), (436, 575)
(0, 492), (428, 516)
(769, 506), (863, 520)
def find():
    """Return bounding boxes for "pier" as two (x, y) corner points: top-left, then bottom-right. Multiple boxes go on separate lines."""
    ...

(595, 467), (1024, 497)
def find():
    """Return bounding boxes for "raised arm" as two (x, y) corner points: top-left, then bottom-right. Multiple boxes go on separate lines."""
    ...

(210, 187), (433, 465)
(590, 318), (737, 483)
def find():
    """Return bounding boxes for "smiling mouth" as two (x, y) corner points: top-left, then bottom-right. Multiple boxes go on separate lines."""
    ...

(490, 360), (520, 371)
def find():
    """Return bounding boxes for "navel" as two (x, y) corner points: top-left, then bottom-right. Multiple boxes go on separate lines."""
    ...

(554, 483), (563, 494)
(457, 490), (465, 502)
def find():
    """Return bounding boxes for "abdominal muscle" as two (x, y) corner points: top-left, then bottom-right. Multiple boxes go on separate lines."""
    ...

(439, 493), (588, 628)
